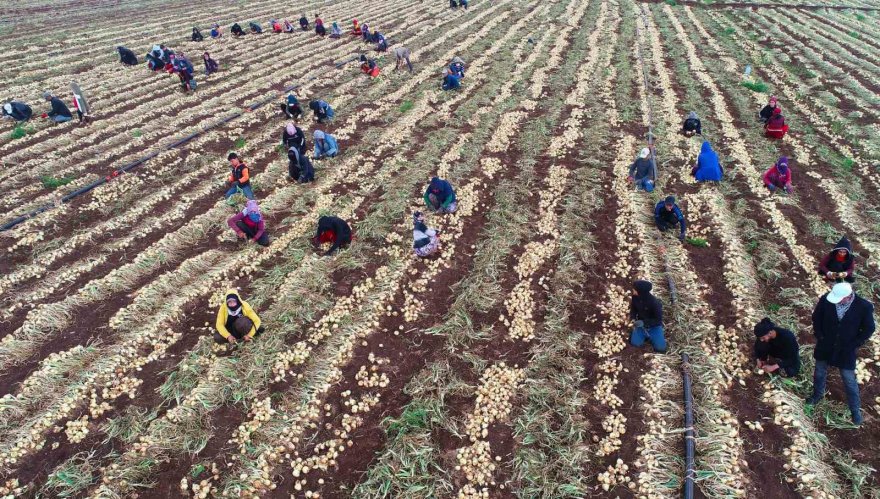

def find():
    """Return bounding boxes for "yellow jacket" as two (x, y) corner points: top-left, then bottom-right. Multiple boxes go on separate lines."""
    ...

(216, 289), (261, 339)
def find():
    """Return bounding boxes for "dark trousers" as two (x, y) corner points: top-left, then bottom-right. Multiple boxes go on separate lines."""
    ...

(214, 325), (265, 343)
(236, 221), (270, 246)
(282, 103), (302, 120)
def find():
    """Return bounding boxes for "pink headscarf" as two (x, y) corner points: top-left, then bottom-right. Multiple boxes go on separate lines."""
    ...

(244, 199), (260, 216)
(286, 123), (296, 135)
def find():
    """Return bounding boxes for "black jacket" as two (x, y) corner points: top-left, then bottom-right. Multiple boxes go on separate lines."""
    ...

(754, 328), (800, 370)
(682, 118), (701, 134)
(231, 23), (245, 36)
(4, 101), (33, 121)
(118, 46), (138, 65)
(316, 216), (352, 255)
(192, 28), (204, 41)
(630, 281), (663, 329)
(759, 104), (777, 123)
(48, 97), (72, 118)
(282, 127), (305, 152)
(812, 294), (875, 370)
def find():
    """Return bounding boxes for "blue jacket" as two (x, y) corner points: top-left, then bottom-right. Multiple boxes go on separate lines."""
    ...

(694, 141), (723, 182)
(654, 201), (686, 235)
(424, 177), (455, 207)
(315, 134), (339, 158)
(442, 74), (461, 90)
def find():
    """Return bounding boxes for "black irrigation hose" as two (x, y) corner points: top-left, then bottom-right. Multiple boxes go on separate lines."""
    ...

(682, 353), (696, 499)
(0, 53), (365, 232)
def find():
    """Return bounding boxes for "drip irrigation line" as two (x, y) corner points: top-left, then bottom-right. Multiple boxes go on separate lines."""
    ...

(0, 53), (365, 232)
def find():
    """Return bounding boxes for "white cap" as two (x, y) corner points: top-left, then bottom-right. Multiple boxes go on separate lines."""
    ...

(826, 282), (853, 304)
(639, 147), (650, 159)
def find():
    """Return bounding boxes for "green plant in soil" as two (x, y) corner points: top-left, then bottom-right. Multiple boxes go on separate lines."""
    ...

(685, 237), (708, 247)
(132, 129), (143, 138)
(40, 175), (74, 190)
(41, 450), (105, 497)
(233, 137), (247, 149)
(848, 31), (860, 39)
(399, 100), (414, 113)
(740, 80), (768, 93)
(10, 124), (34, 139)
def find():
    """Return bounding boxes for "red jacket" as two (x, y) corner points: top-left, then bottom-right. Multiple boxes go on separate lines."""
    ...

(228, 212), (265, 241)
(763, 165), (791, 187)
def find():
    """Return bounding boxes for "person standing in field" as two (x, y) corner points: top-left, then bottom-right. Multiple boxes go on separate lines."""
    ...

(225, 153), (255, 200)
(628, 147), (655, 192)
(424, 177), (457, 213)
(654, 196), (686, 241)
(753, 318), (800, 377)
(763, 156), (792, 195)
(313, 216), (352, 255)
(40, 92), (72, 123)
(818, 237), (855, 283)
(227, 200), (270, 246)
(214, 290), (264, 345)
(629, 280), (667, 353)
(806, 282), (875, 425)
(394, 46), (413, 72)
(691, 141), (723, 182)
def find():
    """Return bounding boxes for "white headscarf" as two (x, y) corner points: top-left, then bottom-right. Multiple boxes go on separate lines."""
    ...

(2, 103), (11, 115)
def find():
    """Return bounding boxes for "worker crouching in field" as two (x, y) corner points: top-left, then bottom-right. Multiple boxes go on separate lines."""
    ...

(203, 52), (219, 75)
(759, 95), (779, 124)
(2, 101), (33, 122)
(299, 14), (309, 31)
(763, 156), (792, 195)
(753, 318), (800, 377)
(629, 280), (667, 353)
(681, 111), (701, 136)
(424, 177), (457, 213)
(818, 237), (855, 283)
(691, 141), (723, 183)
(283, 19), (295, 33)
(413, 212), (440, 257)
(117, 46), (138, 66)
(225, 153), (255, 200)
(282, 122), (306, 153)
(806, 283), (875, 425)
(441, 69), (461, 91)
(313, 216), (352, 255)
(360, 55), (380, 78)
(228, 200), (270, 246)
(231, 23), (246, 36)
(249, 22), (263, 34)
(211, 23), (222, 38)
(287, 145), (315, 183)
(315, 16), (326, 36)
(313, 130), (338, 159)
(215, 290), (264, 345)
(394, 46), (413, 72)
(330, 22), (342, 38)
(309, 100), (335, 123)
(627, 147), (655, 192)
(375, 32), (387, 52)
(282, 94), (303, 121)
(654, 196), (686, 241)
(192, 27), (204, 42)
(764, 108), (789, 139)
(41, 92), (72, 123)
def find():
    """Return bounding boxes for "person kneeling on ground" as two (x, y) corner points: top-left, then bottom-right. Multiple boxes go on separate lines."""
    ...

(299, 14), (309, 31)
(759, 95), (779, 124)
(330, 22), (342, 38)
(654, 196), (686, 241)
(227, 200), (270, 246)
(41, 92), (72, 123)
(271, 19), (282, 33)
(117, 46), (138, 66)
(764, 107), (789, 139)
(763, 156), (792, 195)
(203, 52), (219, 75)
(818, 236), (855, 283)
(691, 140), (723, 182)
(806, 282), (875, 425)
(313, 215), (352, 255)
(282, 94), (303, 121)
(231, 23), (245, 36)
(682, 111), (701, 136)
(351, 19), (362, 36)
(192, 27), (204, 42)
(283, 19), (295, 33)
(225, 153), (255, 199)
(2, 101), (33, 122)
(287, 144), (315, 183)
(375, 32), (387, 52)
(441, 69), (461, 91)
(249, 22), (263, 34)
(211, 23), (222, 38)
(413, 211), (440, 257)
(313, 130), (338, 159)
(753, 317), (800, 377)
(424, 177), (457, 213)
(360, 54), (380, 77)
(309, 99), (334, 123)
(214, 289), (264, 345)
(628, 147), (655, 192)
(282, 122), (306, 153)
(315, 15), (326, 36)
(630, 280), (667, 353)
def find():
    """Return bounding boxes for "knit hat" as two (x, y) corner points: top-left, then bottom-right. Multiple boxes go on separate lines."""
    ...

(639, 147), (650, 159)
(313, 130), (325, 140)
(827, 282), (853, 304)
(664, 196), (675, 206)
(753, 317), (776, 337)
(633, 280), (653, 294)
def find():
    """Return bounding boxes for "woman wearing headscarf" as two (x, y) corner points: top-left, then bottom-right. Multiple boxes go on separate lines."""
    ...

(759, 95), (779, 123)
(330, 22), (342, 38)
(227, 200), (270, 246)
(270, 19), (282, 33)
(249, 21), (263, 34)
(315, 15), (326, 36)
(192, 27), (204, 41)
(287, 143), (315, 183)
(1, 101), (32, 122)
(313, 216), (352, 255)
(283, 19), (295, 33)
(361, 23), (371, 42)
(231, 23), (245, 36)
(210, 23), (222, 38)
(309, 100), (334, 123)
(449, 57), (465, 78)
(375, 32), (387, 52)
(117, 46), (138, 66)
(282, 122), (306, 153)
(351, 19), (362, 36)
(441, 68), (461, 91)
(424, 177), (457, 213)
(764, 107), (789, 138)
(203, 52), (219, 75)
(818, 236), (855, 283)
(282, 94), (303, 120)
(681, 111), (701, 136)
(214, 289), (264, 344)
(299, 14), (309, 30)
(360, 54), (380, 77)
(763, 156), (792, 194)
(691, 141), (723, 182)
(313, 130), (339, 159)
(412, 212), (440, 257)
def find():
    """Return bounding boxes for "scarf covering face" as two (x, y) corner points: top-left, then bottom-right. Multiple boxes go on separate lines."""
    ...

(243, 200), (261, 219)
(226, 293), (242, 316)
